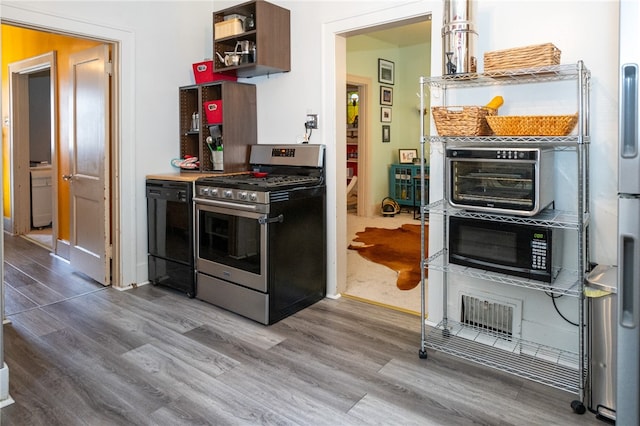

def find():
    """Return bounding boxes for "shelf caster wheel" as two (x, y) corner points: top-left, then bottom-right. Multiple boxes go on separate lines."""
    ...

(570, 400), (586, 415)
(186, 292), (195, 299)
(442, 328), (451, 338)
(418, 349), (428, 359)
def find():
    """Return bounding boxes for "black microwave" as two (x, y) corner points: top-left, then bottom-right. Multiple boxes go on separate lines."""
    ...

(449, 216), (561, 282)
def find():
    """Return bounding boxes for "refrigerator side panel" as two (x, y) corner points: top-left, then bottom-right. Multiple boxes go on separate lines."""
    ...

(619, 0), (640, 195)
(616, 196), (640, 425)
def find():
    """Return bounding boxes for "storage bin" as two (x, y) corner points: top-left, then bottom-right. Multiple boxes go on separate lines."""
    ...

(432, 106), (496, 136)
(204, 100), (223, 124)
(214, 19), (243, 39)
(192, 61), (237, 84)
(484, 43), (561, 72)
(486, 113), (578, 136)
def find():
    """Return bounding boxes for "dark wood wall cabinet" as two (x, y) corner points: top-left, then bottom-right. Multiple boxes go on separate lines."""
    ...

(213, 0), (291, 78)
(179, 81), (257, 173)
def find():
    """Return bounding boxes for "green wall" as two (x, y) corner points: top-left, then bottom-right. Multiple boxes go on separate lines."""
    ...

(347, 34), (431, 208)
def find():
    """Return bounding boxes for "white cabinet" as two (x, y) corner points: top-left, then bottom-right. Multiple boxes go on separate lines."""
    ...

(418, 62), (590, 410)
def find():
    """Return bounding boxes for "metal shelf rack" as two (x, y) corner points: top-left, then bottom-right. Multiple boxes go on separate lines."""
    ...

(418, 61), (591, 408)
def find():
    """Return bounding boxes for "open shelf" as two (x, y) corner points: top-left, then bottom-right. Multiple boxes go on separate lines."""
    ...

(424, 199), (589, 230)
(421, 63), (590, 88)
(424, 320), (582, 394)
(427, 135), (589, 146)
(425, 249), (582, 297)
(419, 62), (590, 406)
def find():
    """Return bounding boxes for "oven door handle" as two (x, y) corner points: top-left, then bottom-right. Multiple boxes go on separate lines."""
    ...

(193, 197), (262, 212)
(259, 214), (284, 225)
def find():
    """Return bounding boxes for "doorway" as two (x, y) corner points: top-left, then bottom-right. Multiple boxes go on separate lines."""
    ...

(346, 79), (369, 217)
(4, 23), (115, 286)
(342, 17), (431, 311)
(8, 53), (56, 250)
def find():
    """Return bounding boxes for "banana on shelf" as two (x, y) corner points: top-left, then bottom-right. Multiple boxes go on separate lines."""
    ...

(485, 95), (504, 110)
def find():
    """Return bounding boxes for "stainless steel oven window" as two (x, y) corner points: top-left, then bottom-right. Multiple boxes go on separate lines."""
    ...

(199, 212), (261, 273)
(451, 160), (535, 208)
(196, 204), (268, 291)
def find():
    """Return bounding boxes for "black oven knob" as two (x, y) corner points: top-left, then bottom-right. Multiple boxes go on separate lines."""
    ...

(210, 188), (219, 197)
(249, 193), (258, 201)
(224, 190), (233, 198)
(238, 191), (248, 200)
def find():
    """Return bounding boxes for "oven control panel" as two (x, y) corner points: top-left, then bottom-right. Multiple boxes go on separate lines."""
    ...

(196, 186), (268, 204)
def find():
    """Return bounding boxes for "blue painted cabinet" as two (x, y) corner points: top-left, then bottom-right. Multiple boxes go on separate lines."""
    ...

(389, 164), (429, 207)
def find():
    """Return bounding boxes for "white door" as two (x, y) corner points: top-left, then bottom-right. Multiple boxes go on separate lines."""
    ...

(68, 45), (111, 285)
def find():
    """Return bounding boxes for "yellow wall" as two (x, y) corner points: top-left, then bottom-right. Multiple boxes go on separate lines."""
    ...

(1, 24), (101, 240)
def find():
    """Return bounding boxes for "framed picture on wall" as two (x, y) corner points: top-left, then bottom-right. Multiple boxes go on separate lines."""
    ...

(399, 149), (418, 164)
(378, 59), (394, 85)
(380, 107), (392, 123)
(380, 86), (393, 106)
(382, 125), (391, 142)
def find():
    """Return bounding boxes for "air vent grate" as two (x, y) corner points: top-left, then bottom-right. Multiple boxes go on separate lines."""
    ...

(461, 294), (514, 339)
(269, 191), (289, 203)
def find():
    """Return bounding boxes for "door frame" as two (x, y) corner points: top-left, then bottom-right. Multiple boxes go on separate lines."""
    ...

(346, 75), (371, 217)
(2, 5), (135, 289)
(8, 52), (58, 251)
(324, 4), (434, 298)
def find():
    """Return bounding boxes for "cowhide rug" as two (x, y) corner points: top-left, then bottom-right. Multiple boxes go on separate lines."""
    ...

(348, 223), (428, 290)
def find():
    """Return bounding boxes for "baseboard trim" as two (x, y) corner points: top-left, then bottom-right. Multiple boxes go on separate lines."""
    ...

(0, 363), (14, 407)
(341, 293), (422, 317)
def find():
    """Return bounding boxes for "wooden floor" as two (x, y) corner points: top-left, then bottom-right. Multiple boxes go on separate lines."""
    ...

(0, 233), (603, 425)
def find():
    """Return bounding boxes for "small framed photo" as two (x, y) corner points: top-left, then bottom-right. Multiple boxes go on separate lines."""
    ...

(399, 149), (418, 164)
(380, 86), (393, 106)
(382, 125), (391, 143)
(380, 107), (392, 123)
(378, 58), (394, 85)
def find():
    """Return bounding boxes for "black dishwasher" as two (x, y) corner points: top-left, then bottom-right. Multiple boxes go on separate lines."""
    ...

(146, 179), (195, 297)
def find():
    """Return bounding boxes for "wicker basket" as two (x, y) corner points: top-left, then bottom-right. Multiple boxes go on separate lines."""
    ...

(485, 113), (578, 136)
(484, 43), (561, 72)
(432, 106), (497, 136)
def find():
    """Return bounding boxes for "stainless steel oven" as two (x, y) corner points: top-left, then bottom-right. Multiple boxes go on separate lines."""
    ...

(446, 147), (555, 216)
(194, 144), (326, 325)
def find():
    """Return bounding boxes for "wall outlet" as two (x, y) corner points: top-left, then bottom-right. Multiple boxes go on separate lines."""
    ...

(305, 114), (318, 129)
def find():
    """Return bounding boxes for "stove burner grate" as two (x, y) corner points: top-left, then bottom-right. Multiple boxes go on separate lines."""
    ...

(200, 174), (321, 189)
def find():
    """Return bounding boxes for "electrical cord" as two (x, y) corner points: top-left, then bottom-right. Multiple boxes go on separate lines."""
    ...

(545, 291), (579, 327)
(303, 123), (313, 142)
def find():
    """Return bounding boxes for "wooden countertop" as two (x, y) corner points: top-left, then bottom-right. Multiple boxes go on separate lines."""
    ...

(146, 171), (250, 182)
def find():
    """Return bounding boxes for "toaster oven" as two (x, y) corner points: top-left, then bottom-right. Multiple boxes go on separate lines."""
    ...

(446, 147), (555, 216)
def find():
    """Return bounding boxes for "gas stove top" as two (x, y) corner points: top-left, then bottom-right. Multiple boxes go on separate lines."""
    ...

(195, 144), (325, 205)
(198, 173), (321, 190)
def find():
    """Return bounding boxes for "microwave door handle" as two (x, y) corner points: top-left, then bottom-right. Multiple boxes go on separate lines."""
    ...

(258, 214), (284, 225)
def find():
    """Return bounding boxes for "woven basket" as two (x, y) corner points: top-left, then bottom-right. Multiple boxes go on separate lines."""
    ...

(432, 106), (497, 136)
(485, 113), (578, 136)
(484, 43), (561, 72)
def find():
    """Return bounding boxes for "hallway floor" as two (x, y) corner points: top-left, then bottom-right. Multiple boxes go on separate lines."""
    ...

(345, 211), (423, 315)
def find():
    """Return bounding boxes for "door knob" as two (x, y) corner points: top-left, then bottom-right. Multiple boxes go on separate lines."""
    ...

(62, 174), (74, 181)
